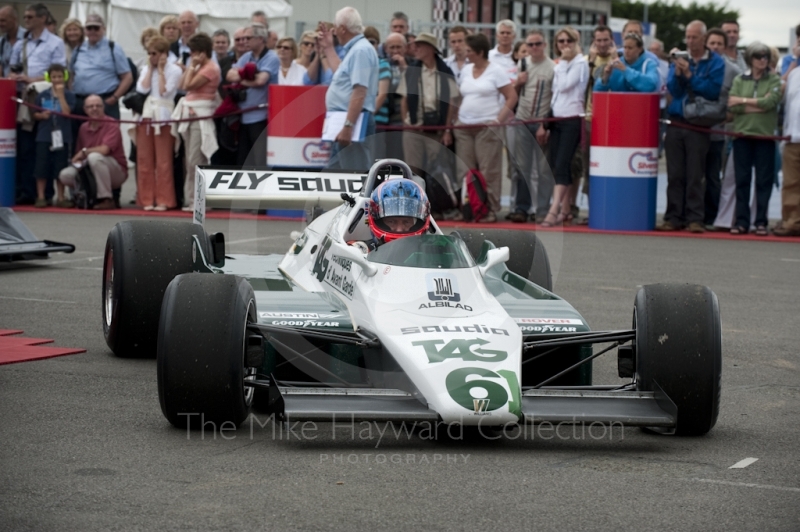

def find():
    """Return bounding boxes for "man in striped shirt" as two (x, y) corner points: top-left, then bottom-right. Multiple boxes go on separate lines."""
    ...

(508, 29), (555, 223)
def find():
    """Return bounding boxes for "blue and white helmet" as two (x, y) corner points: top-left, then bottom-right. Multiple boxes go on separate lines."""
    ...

(368, 179), (431, 242)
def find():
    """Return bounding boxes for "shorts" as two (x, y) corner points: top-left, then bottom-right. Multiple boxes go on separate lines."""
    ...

(33, 142), (70, 183)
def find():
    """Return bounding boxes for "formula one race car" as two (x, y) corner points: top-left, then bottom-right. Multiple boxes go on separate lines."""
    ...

(102, 160), (721, 436)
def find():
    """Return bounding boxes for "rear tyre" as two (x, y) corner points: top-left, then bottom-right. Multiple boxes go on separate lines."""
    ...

(102, 221), (209, 358)
(157, 274), (256, 429)
(634, 284), (721, 436)
(452, 228), (552, 291)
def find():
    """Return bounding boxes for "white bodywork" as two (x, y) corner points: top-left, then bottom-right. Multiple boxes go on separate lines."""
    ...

(278, 188), (522, 425)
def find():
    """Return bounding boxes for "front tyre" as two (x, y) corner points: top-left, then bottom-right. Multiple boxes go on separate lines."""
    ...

(634, 284), (721, 436)
(103, 221), (209, 358)
(157, 274), (256, 429)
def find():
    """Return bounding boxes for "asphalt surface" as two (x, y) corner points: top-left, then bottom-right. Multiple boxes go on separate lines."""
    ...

(1, 210), (799, 531)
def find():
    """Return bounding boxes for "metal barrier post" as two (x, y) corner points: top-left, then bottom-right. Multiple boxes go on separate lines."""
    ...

(0, 79), (16, 207)
(588, 92), (660, 231)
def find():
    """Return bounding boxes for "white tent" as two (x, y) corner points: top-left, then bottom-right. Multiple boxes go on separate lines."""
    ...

(68, 0), (293, 63)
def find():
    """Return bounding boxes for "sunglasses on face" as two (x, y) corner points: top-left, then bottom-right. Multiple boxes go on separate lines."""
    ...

(526, 41), (544, 47)
(557, 38), (575, 44)
(85, 26), (101, 31)
(751, 53), (768, 60)
(277, 45), (292, 50)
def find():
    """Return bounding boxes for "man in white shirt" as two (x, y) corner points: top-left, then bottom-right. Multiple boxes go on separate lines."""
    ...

(444, 25), (468, 84)
(775, 63), (800, 236)
(488, 19), (517, 83)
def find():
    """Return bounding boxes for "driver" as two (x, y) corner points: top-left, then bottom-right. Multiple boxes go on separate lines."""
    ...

(348, 179), (431, 253)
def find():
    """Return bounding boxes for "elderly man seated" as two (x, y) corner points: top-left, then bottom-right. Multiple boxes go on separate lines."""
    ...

(58, 95), (127, 210)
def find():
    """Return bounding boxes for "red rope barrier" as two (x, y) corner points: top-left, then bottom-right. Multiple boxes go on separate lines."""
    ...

(13, 96), (266, 125)
(375, 114), (585, 132)
(661, 118), (789, 142)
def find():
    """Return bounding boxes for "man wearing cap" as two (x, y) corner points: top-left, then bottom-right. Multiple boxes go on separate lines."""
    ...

(397, 32), (459, 217)
(69, 13), (132, 120)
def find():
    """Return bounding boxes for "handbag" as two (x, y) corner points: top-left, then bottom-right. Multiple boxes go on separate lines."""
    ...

(122, 92), (147, 115)
(684, 93), (727, 127)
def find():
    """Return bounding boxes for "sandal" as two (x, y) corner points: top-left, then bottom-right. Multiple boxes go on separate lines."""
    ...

(730, 226), (747, 235)
(539, 212), (561, 228)
(755, 225), (768, 236)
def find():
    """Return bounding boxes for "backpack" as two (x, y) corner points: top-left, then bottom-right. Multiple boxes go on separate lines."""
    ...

(72, 164), (98, 209)
(461, 169), (489, 222)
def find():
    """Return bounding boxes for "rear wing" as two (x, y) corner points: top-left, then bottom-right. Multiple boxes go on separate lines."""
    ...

(192, 162), (421, 226)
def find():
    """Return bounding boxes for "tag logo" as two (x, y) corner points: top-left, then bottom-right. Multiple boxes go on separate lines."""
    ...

(412, 338), (508, 363)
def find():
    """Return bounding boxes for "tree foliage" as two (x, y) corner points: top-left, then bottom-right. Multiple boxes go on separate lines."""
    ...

(611, 0), (740, 51)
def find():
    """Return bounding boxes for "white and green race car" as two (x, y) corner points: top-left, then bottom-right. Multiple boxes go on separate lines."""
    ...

(101, 159), (721, 436)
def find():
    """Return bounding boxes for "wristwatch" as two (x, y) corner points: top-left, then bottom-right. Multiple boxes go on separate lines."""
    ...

(344, 119), (354, 128)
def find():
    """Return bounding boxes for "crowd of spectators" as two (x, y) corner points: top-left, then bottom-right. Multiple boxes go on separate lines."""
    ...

(1, 3), (799, 236)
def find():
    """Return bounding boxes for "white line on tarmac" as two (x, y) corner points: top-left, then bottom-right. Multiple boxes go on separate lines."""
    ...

(226, 235), (286, 245)
(780, 258), (800, 263)
(0, 296), (76, 304)
(47, 255), (104, 265)
(689, 478), (800, 493)
(729, 457), (759, 469)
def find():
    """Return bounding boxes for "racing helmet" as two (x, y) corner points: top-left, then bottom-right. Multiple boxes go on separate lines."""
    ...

(368, 179), (431, 243)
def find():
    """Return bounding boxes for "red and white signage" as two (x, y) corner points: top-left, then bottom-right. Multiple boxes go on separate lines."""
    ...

(267, 85), (330, 168)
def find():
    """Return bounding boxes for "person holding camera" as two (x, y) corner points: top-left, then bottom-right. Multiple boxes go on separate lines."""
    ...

(0, 6), (25, 77)
(658, 20), (725, 233)
(397, 32), (459, 218)
(727, 42), (781, 236)
(594, 33), (659, 93)
(7, 3), (66, 205)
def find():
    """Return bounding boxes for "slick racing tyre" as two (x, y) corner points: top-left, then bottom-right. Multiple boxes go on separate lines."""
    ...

(634, 284), (722, 436)
(452, 228), (552, 291)
(158, 274), (257, 429)
(103, 220), (210, 358)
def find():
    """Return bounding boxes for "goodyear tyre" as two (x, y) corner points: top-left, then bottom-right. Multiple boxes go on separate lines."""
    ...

(634, 283), (722, 436)
(103, 221), (209, 358)
(157, 273), (256, 429)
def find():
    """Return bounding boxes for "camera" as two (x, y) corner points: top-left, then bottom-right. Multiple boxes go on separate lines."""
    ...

(671, 51), (690, 61)
(617, 50), (624, 58)
(10, 64), (23, 74)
